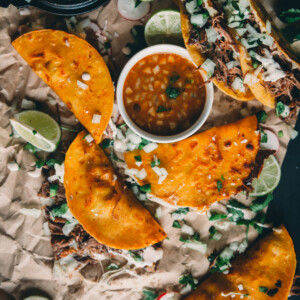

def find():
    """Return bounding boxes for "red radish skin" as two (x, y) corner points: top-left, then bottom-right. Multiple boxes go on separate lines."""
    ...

(157, 291), (181, 300)
(117, 0), (151, 21)
(260, 128), (280, 155)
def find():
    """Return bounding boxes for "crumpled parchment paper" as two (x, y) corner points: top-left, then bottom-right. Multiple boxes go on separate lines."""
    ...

(0, 0), (297, 299)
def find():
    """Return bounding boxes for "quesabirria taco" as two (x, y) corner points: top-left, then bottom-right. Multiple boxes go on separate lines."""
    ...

(215, 0), (300, 118)
(178, 0), (254, 101)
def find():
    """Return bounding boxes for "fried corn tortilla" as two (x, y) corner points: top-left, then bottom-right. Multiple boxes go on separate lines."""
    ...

(124, 116), (260, 210)
(186, 225), (296, 299)
(217, 0), (300, 110)
(178, 0), (254, 101)
(12, 30), (114, 144)
(64, 131), (167, 250)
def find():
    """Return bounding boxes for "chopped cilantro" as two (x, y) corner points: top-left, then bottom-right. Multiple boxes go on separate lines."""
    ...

(169, 73), (180, 84)
(50, 184), (59, 197)
(111, 152), (125, 163)
(250, 194), (273, 213)
(165, 86), (181, 99)
(36, 160), (45, 168)
(193, 232), (200, 241)
(197, 0), (203, 5)
(9, 131), (14, 137)
(128, 250), (143, 262)
(209, 211), (227, 221)
(106, 263), (119, 270)
(138, 138), (151, 149)
(104, 41), (111, 49)
(172, 220), (181, 228)
(228, 199), (247, 209)
(51, 203), (68, 218)
(100, 138), (114, 149)
(209, 226), (221, 240)
(24, 142), (38, 154)
(221, 175), (225, 181)
(217, 180), (222, 192)
(46, 158), (63, 166)
(252, 57), (259, 69)
(142, 289), (158, 300)
(171, 207), (189, 215)
(260, 128), (268, 143)
(134, 155), (142, 162)
(275, 101), (285, 116)
(256, 110), (268, 123)
(179, 274), (198, 290)
(280, 8), (300, 23)
(267, 288), (279, 297)
(275, 280), (282, 288)
(259, 286), (268, 293)
(117, 123), (126, 129)
(157, 106), (168, 113)
(253, 212), (266, 234)
(32, 130), (37, 135)
(278, 130), (284, 137)
(208, 252), (217, 263)
(151, 156), (160, 168)
(140, 183), (151, 193)
(60, 125), (78, 133)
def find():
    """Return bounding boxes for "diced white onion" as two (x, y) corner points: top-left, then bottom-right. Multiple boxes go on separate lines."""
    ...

(137, 168), (147, 180)
(143, 143), (158, 153)
(180, 284), (192, 296)
(185, 241), (207, 254)
(232, 77), (245, 93)
(62, 219), (79, 236)
(236, 28), (247, 36)
(21, 98), (36, 110)
(228, 21), (241, 28)
(43, 222), (51, 236)
(135, 161), (143, 167)
(152, 167), (168, 184)
(226, 61), (239, 70)
(205, 27), (217, 43)
(280, 104), (290, 118)
(128, 133), (142, 145)
(77, 80), (88, 90)
(155, 207), (162, 218)
(285, 124), (298, 140)
(266, 20), (272, 34)
(84, 134), (94, 143)
(81, 72), (91, 81)
(190, 14), (208, 28)
(201, 59), (216, 77)
(185, 0), (199, 15)
(92, 114), (101, 124)
(181, 224), (194, 235)
(20, 208), (41, 218)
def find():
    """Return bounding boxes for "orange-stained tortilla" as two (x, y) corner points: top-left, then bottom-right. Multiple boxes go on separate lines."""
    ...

(64, 131), (166, 250)
(185, 225), (296, 300)
(123, 53), (206, 136)
(124, 116), (260, 210)
(178, 0), (254, 102)
(12, 30), (114, 144)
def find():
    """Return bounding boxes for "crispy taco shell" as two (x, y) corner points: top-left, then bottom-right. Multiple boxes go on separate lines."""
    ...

(64, 131), (166, 250)
(179, 0), (254, 101)
(12, 30), (114, 144)
(186, 225), (296, 299)
(234, 0), (300, 108)
(124, 116), (260, 210)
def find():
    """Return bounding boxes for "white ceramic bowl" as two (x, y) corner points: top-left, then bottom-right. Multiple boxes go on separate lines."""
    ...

(116, 44), (214, 143)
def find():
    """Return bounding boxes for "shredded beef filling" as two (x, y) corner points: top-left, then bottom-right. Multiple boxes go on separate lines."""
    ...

(185, 5), (244, 89)
(38, 167), (110, 266)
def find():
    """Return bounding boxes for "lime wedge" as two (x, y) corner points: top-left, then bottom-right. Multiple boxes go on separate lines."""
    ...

(249, 155), (281, 197)
(10, 110), (61, 152)
(145, 10), (183, 46)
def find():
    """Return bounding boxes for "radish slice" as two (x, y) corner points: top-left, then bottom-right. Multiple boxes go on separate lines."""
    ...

(117, 0), (150, 21)
(260, 128), (280, 155)
(157, 291), (181, 300)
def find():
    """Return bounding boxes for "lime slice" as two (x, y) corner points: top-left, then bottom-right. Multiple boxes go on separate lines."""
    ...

(249, 155), (281, 197)
(10, 110), (61, 152)
(145, 10), (184, 46)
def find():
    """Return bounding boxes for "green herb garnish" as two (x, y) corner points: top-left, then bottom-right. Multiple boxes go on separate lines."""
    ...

(128, 250), (143, 262)
(117, 123), (126, 129)
(134, 0), (141, 8)
(46, 158), (63, 166)
(171, 207), (189, 215)
(157, 106), (168, 113)
(143, 289), (158, 300)
(275, 101), (285, 116)
(106, 263), (119, 270)
(217, 180), (222, 192)
(134, 155), (142, 162)
(151, 158), (160, 168)
(32, 130), (37, 135)
(197, 0), (203, 5)
(209, 226), (222, 240)
(169, 73), (180, 83)
(259, 286), (268, 293)
(250, 194), (273, 213)
(209, 212), (227, 221)
(278, 130), (284, 137)
(267, 288), (279, 297)
(50, 184), (59, 197)
(24, 142), (38, 154)
(165, 86), (181, 99)
(179, 274), (198, 290)
(172, 220), (181, 228)
(260, 128), (268, 143)
(256, 110), (268, 123)
(140, 183), (151, 193)
(111, 152), (125, 163)
(51, 203), (68, 218)
(138, 138), (151, 149)
(100, 138), (114, 149)
(36, 160), (45, 168)
(275, 280), (282, 288)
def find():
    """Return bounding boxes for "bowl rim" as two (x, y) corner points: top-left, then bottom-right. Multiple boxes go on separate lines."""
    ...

(116, 44), (214, 143)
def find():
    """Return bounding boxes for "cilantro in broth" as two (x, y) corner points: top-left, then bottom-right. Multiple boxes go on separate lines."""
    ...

(165, 85), (181, 99)
(169, 73), (180, 83)
(156, 106), (169, 113)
